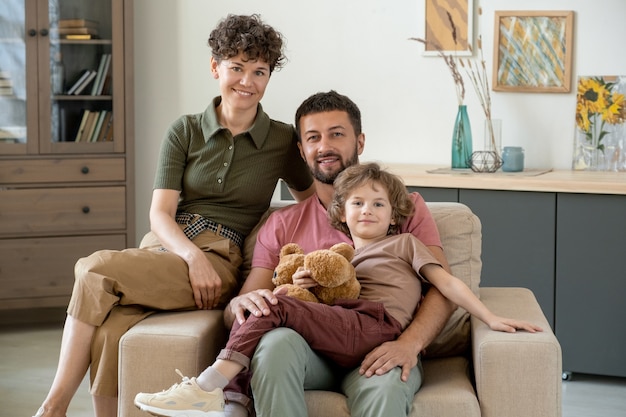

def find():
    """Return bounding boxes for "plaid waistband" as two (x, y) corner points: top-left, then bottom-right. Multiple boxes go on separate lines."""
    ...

(175, 212), (244, 248)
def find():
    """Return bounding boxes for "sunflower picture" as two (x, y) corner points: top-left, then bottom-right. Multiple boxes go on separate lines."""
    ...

(573, 76), (626, 171)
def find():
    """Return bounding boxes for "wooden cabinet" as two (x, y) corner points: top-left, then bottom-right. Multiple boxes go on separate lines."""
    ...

(0, 0), (134, 309)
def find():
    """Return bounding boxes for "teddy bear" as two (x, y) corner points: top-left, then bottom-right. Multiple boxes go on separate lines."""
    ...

(272, 242), (361, 305)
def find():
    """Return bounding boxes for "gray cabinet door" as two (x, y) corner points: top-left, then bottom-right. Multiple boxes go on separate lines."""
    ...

(555, 193), (626, 377)
(460, 189), (557, 327)
(406, 186), (459, 202)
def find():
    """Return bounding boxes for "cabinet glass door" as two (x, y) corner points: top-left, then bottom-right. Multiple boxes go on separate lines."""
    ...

(0, 0), (33, 155)
(46, 0), (115, 153)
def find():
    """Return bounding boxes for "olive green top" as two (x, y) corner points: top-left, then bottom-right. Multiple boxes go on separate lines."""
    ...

(154, 97), (313, 236)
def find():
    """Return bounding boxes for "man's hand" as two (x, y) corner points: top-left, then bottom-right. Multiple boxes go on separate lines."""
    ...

(359, 338), (420, 382)
(228, 288), (281, 325)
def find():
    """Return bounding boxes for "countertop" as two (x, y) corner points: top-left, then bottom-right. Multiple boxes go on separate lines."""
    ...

(381, 163), (626, 195)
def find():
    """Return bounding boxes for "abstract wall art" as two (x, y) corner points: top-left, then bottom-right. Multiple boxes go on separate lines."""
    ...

(492, 11), (574, 93)
(424, 0), (473, 56)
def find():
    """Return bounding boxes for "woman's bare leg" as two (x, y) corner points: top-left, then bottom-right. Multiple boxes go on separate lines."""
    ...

(36, 315), (94, 417)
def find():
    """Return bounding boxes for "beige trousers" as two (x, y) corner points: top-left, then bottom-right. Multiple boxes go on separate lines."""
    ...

(67, 226), (243, 397)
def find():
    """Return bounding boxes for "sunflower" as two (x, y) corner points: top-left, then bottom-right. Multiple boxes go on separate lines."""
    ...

(575, 77), (625, 151)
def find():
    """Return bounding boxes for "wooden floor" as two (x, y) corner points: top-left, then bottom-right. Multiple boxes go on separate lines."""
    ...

(2, 322), (625, 417)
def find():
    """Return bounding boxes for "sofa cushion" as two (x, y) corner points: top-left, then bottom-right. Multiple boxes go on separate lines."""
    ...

(302, 356), (480, 417)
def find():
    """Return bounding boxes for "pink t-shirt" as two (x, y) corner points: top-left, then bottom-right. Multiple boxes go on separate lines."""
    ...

(252, 192), (442, 270)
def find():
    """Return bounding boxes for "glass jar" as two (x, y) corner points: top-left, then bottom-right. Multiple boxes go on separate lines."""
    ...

(502, 146), (524, 172)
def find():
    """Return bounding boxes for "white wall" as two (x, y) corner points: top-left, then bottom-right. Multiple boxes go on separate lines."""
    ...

(133, 0), (626, 240)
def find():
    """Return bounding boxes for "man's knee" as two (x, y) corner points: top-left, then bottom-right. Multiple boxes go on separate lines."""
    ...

(251, 328), (309, 371)
(343, 365), (423, 417)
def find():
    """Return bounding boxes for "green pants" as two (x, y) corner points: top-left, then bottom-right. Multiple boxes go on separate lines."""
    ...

(250, 328), (423, 417)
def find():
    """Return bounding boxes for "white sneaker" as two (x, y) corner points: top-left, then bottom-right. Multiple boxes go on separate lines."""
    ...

(134, 369), (225, 417)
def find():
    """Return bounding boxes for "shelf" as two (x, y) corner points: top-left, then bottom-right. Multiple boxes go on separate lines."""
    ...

(54, 95), (112, 101)
(57, 39), (112, 45)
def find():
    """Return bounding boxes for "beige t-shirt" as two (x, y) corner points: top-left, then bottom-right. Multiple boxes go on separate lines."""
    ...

(352, 233), (441, 328)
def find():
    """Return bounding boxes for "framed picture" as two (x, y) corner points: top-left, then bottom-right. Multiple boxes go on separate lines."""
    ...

(572, 75), (626, 171)
(424, 0), (473, 56)
(492, 11), (574, 93)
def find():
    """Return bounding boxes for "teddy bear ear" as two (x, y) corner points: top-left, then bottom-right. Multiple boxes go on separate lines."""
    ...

(280, 242), (304, 258)
(329, 242), (355, 261)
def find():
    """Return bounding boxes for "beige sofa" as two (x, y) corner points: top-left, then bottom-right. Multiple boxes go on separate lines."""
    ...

(119, 202), (562, 417)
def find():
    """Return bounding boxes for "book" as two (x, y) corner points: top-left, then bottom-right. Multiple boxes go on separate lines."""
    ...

(95, 111), (112, 142)
(58, 19), (99, 29)
(57, 27), (99, 36)
(90, 111), (108, 142)
(91, 54), (111, 95)
(91, 54), (108, 95)
(74, 110), (91, 142)
(65, 34), (99, 40)
(80, 111), (98, 143)
(96, 54), (112, 95)
(73, 70), (97, 95)
(0, 86), (14, 96)
(103, 115), (114, 141)
(100, 74), (112, 95)
(66, 69), (91, 95)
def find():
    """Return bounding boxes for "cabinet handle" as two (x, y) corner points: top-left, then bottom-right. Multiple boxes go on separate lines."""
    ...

(40, 28), (49, 37)
(28, 29), (37, 37)
(81, 166), (90, 174)
(82, 206), (90, 214)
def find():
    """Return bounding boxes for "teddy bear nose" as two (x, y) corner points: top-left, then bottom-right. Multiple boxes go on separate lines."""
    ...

(272, 271), (277, 278)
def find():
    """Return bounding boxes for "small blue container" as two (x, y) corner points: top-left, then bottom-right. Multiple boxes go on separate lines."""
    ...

(502, 146), (524, 172)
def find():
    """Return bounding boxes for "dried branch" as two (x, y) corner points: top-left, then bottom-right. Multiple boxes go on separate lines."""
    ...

(409, 37), (465, 106)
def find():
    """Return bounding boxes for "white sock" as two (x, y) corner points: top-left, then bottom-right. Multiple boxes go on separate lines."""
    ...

(196, 366), (230, 392)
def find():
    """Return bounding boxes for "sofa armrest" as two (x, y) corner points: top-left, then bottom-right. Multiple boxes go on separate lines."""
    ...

(471, 287), (562, 417)
(118, 310), (227, 417)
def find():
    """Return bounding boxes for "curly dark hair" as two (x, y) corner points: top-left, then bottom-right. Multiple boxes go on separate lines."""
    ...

(207, 14), (286, 73)
(294, 90), (362, 140)
(328, 163), (415, 236)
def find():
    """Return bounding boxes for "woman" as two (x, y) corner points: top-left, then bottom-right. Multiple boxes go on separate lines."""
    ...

(33, 14), (313, 417)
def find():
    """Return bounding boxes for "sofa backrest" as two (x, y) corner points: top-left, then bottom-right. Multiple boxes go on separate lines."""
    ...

(423, 202), (482, 358)
(240, 201), (482, 358)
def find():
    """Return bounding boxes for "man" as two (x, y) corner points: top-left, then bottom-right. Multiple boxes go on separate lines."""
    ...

(224, 90), (455, 417)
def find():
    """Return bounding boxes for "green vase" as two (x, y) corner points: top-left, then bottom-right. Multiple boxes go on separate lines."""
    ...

(451, 105), (473, 169)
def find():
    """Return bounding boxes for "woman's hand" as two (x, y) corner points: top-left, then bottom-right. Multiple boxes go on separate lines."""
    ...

(186, 252), (223, 310)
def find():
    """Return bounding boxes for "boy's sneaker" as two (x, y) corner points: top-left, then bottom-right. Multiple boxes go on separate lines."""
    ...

(134, 369), (225, 417)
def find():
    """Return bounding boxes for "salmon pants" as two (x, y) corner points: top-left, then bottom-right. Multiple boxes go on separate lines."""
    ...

(66, 227), (243, 397)
(220, 294), (404, 407)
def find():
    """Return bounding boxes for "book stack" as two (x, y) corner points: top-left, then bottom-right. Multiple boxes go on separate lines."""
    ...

(58, 19), (99, 39)
(74, 110), (114, 142)
(0, 71), (14, 96)
(90, 53), (112, 95)
(65, 53), (111, 96)
(65, 69), (97, 95)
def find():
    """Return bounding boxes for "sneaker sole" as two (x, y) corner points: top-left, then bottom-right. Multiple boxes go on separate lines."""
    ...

(134, 399), (225, 417)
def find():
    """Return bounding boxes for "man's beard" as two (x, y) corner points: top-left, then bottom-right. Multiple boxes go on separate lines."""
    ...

(310, 151), (359, 185)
